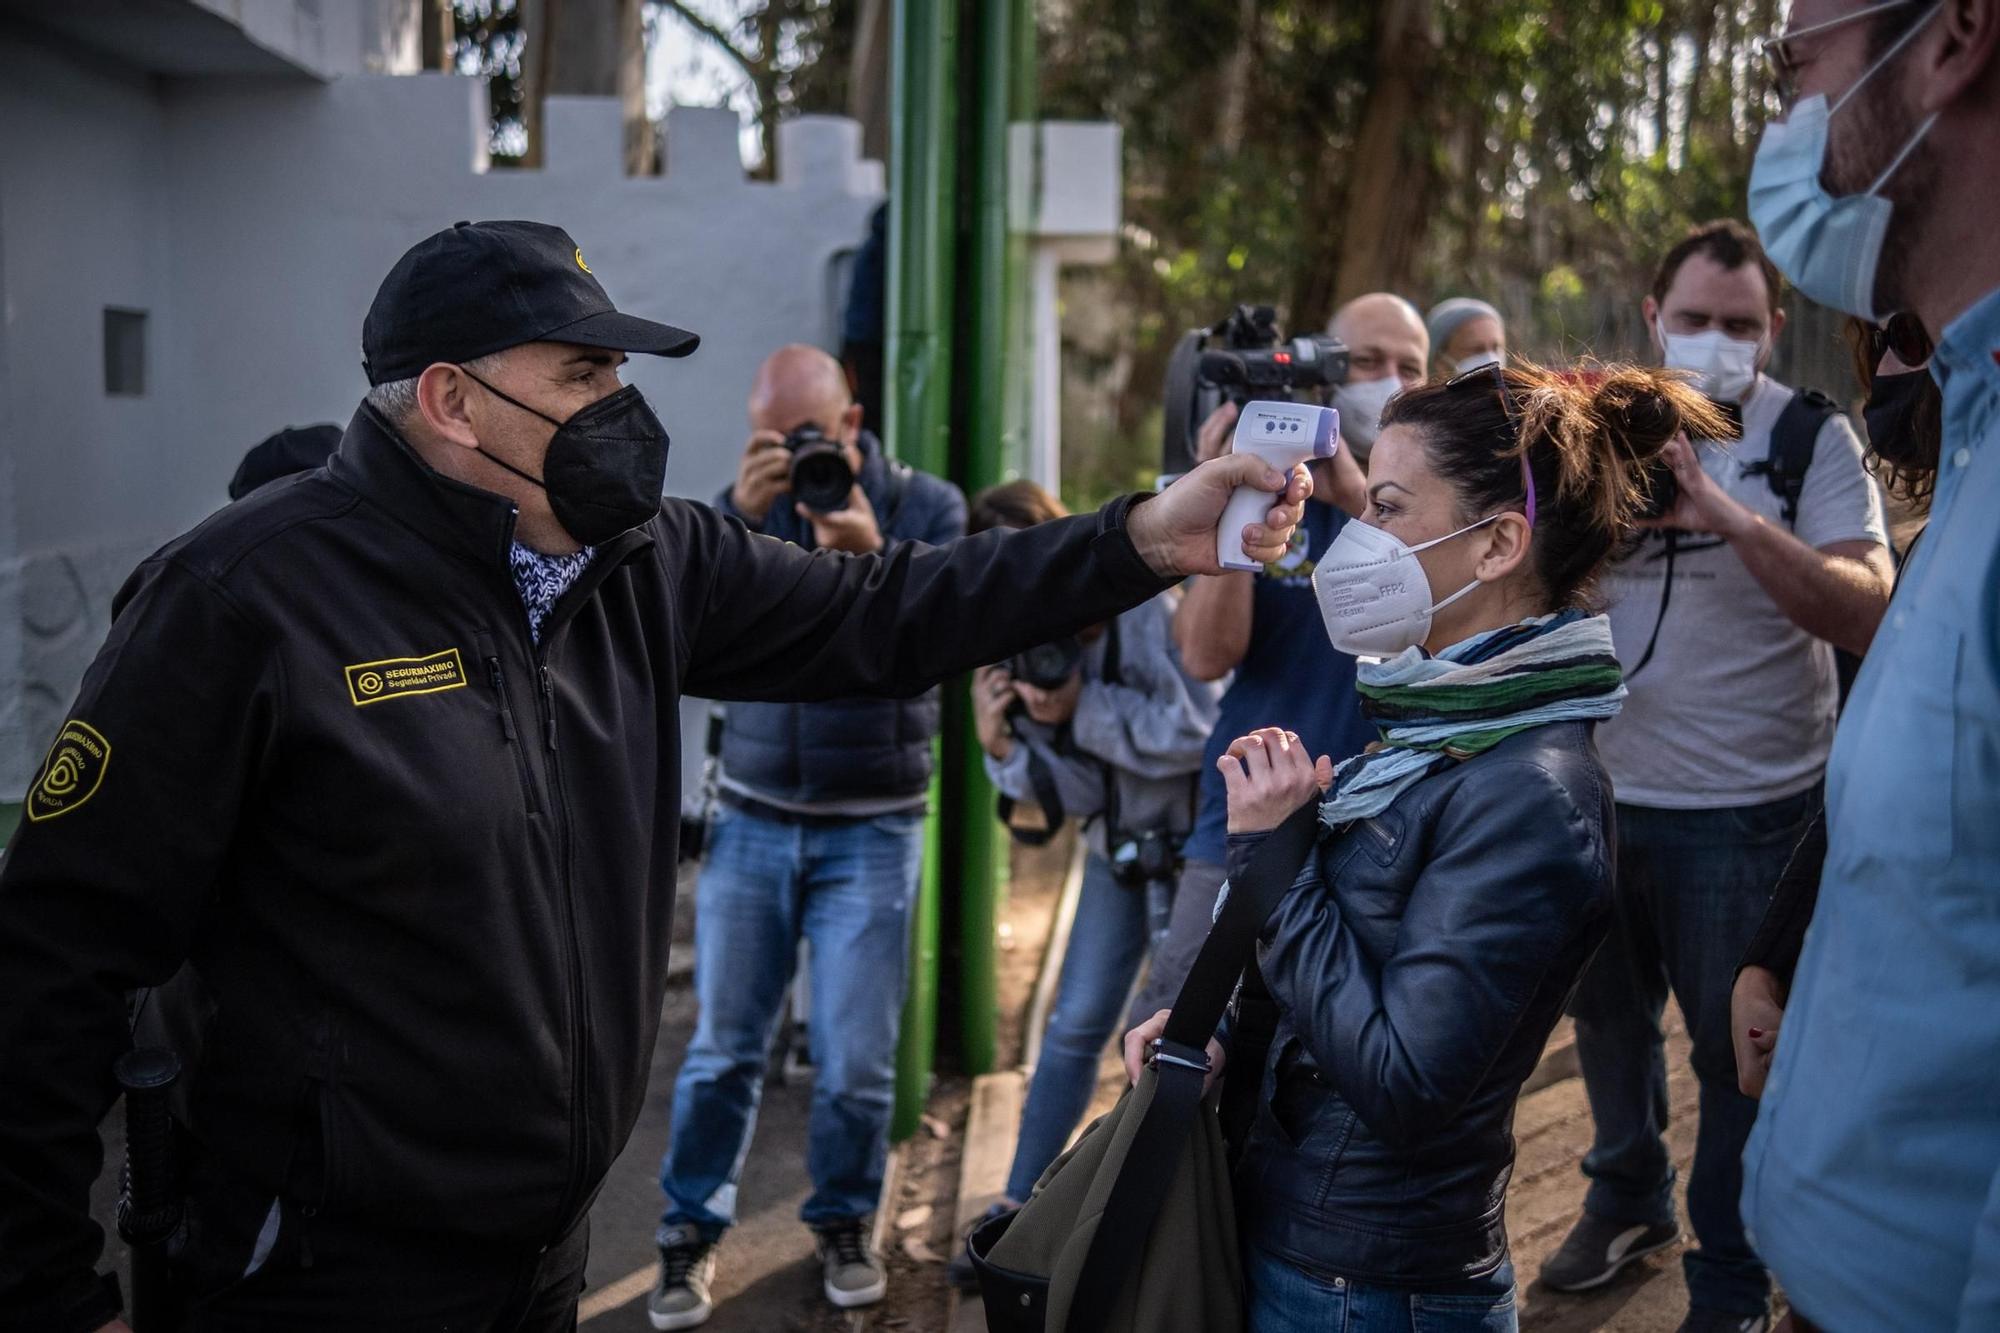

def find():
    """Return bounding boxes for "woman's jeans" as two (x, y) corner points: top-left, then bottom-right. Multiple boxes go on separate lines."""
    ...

(1245, 1246), (1518, 1333)
(1004, 852), (1150, 1202)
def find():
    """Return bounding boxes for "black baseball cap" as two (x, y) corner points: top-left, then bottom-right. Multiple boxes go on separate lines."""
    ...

(362, 220), (700, 386)
(229, 423), (341, 500)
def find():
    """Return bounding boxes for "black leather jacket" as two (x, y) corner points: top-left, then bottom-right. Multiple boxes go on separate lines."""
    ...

(1228, 721), (1615, 1286)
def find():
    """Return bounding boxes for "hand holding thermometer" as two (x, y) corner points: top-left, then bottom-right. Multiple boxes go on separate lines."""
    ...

(1215, 400), (1339, 571)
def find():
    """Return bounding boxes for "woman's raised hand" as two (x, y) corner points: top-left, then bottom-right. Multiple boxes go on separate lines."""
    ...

(1219, 727), (1333, 834)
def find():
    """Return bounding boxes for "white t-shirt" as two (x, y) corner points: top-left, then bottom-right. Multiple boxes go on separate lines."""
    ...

(1597, 375), (1888, 810)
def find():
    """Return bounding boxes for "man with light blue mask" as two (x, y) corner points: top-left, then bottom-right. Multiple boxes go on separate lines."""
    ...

(1737, 0), (2000, 1329)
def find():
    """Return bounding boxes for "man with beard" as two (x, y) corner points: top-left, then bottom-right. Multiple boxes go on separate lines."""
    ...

(1737, 1), (2000, 1328)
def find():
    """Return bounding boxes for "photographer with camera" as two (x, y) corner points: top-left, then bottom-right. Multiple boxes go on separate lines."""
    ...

(1540, 221), (1893, 1333)
(949, 482), (1219, 1267)
(653, 344), (966, 1327)
(1131, 292), (1428, 1025)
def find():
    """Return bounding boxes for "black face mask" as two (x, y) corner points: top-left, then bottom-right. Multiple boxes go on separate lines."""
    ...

(1863, 370), (1932, 469)
(461, 370), (670, 546)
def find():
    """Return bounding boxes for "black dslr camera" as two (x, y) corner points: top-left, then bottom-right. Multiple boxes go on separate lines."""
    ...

(784, 424), (855, 513)
(1161, 304), (1350, 477)
(1007, 636), (1083, 692)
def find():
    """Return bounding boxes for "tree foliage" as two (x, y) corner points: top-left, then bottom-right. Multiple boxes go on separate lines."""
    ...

(1041, 0), (1787, 501)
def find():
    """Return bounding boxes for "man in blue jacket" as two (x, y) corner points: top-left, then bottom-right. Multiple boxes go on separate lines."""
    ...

(651, 344), (965, 1328)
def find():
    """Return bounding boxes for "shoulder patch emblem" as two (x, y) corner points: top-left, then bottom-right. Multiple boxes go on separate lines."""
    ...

(344, 648), (468, 707)
(27, 720), (111, 822)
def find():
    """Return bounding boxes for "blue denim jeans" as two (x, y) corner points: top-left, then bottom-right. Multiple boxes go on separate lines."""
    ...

(1244, 1245), (1518, 1333)
(1569, 788), (1820, 1316)
(1005, 852), (1150, 1202)
(659, 803), (925, 1239)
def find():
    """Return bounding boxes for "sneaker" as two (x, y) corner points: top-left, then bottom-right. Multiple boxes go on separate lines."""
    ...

(813, 1218), (887, 1309)
(1538, 1213), (1680, 1292)
(1676, 1311), (1771, 1333)
(945, 1202), (1017, 1292)
(647, 1226), (717, 1331)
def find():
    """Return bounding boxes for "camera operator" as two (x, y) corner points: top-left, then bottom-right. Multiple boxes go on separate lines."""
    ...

(1131, 292), (1429, 1025)
(952, 482), (1219, 1265)
(1327, 292), (1432, 465)
(652, 344), (966, 1326)
(1541, 220), (1894, 1332)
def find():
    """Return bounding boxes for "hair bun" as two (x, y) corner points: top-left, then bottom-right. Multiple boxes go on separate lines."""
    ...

(1588, 371), (1683, 463)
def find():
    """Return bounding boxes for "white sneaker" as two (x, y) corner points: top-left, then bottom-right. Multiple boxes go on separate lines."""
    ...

(647, 1227), (717, 1331)
(813, 1219), (887, 1309)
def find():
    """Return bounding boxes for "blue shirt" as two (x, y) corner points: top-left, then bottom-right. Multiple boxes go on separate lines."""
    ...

(1740, 286), (2000, 1330)
(1182, 500), (1376, 866)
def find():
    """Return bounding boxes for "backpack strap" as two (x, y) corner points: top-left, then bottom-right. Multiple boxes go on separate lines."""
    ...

(1066, 799), (1322, 1333)
(1746, 387), (1838, 527)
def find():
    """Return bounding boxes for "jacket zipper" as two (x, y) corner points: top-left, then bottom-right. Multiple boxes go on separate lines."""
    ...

(492, 530), (645, 1242)
(535, 657), (590, 1238)
(487, 656), (542, 815)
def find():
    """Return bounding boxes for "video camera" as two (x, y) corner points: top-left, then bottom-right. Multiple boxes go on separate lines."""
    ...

(783, 424), (855, 513)
(1161, 304), (1350, 479)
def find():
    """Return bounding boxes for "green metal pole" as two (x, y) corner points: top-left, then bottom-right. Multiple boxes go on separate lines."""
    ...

(951, 0), (1037, 1078)
(888, 0), (959, 1142)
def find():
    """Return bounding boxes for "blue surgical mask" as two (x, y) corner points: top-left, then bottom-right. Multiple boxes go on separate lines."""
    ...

(1747, 3), (1941, 321)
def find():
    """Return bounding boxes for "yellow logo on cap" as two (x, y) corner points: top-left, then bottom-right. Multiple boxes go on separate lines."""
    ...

(574, 247), (592, 275)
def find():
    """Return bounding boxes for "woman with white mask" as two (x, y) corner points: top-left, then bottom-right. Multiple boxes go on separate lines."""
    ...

(1127, 362), (1731, 1332)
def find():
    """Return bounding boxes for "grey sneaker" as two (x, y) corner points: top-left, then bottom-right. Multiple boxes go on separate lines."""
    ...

(1538, 1212), (1680, 1291)
(1676, 1311), (1771, 1333)
(647, 1227), (717, 1331)
(814, 1219), (887, 1309)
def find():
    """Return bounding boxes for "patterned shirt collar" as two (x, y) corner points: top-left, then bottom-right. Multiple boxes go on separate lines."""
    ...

(508, 542), (596, 644)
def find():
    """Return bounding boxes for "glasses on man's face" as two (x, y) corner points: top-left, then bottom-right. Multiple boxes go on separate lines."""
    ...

(1871, 310), (1935, 367)
(1761, 0), (1914, 108)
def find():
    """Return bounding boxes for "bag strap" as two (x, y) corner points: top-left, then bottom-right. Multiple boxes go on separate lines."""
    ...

(1065, 797), (1322, 1333)
(1745, 387), (1836, 527)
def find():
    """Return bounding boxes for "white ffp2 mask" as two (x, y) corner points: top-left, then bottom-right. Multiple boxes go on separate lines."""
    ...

(1312, 514), (1499, 658)
(1332, 375), (1403, 461)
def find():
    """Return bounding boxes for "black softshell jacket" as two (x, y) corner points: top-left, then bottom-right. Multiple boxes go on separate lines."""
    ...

(0, 405), (1170, 1329)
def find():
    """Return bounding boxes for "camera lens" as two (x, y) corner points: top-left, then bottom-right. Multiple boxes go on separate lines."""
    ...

(788, 438), (855, 513)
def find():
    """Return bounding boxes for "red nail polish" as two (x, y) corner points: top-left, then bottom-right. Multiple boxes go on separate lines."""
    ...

(1748, 1028), (1765, 1038)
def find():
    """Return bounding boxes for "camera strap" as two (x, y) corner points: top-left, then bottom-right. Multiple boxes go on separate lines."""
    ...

(998, 745), (1070, 847)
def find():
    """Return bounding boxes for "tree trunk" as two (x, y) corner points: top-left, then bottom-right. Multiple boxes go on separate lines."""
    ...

(849, 0), (893, 163)
(420, 0), (453, 71)
(1217, 0), (1258, 156)
(1330, 0), (1442, 308)
(519, 0), (650, 173)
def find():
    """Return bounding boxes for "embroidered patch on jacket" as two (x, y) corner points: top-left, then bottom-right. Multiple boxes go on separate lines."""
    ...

(344, 649), (468, 707)
(26, 720), (111, 822)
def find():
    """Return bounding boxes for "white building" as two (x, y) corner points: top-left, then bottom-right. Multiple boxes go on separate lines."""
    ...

(0, 0), (886, 802)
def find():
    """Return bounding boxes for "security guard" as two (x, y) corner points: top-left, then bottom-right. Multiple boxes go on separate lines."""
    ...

(0, 220), (1310, 1331)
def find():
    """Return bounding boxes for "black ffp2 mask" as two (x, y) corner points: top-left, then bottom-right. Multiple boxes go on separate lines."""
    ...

(1862, 370), (1934, 470)
(462, 371), (670, 546)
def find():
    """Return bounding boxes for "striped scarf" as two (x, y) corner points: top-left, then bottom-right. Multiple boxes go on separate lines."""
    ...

(1319, 610), (1625, 828)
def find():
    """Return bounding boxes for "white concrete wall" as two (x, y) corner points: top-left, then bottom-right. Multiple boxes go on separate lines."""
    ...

(0, 31), (883, 797)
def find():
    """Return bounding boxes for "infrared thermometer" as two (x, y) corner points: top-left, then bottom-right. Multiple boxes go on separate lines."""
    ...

(1214, 400), (1339, 571)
